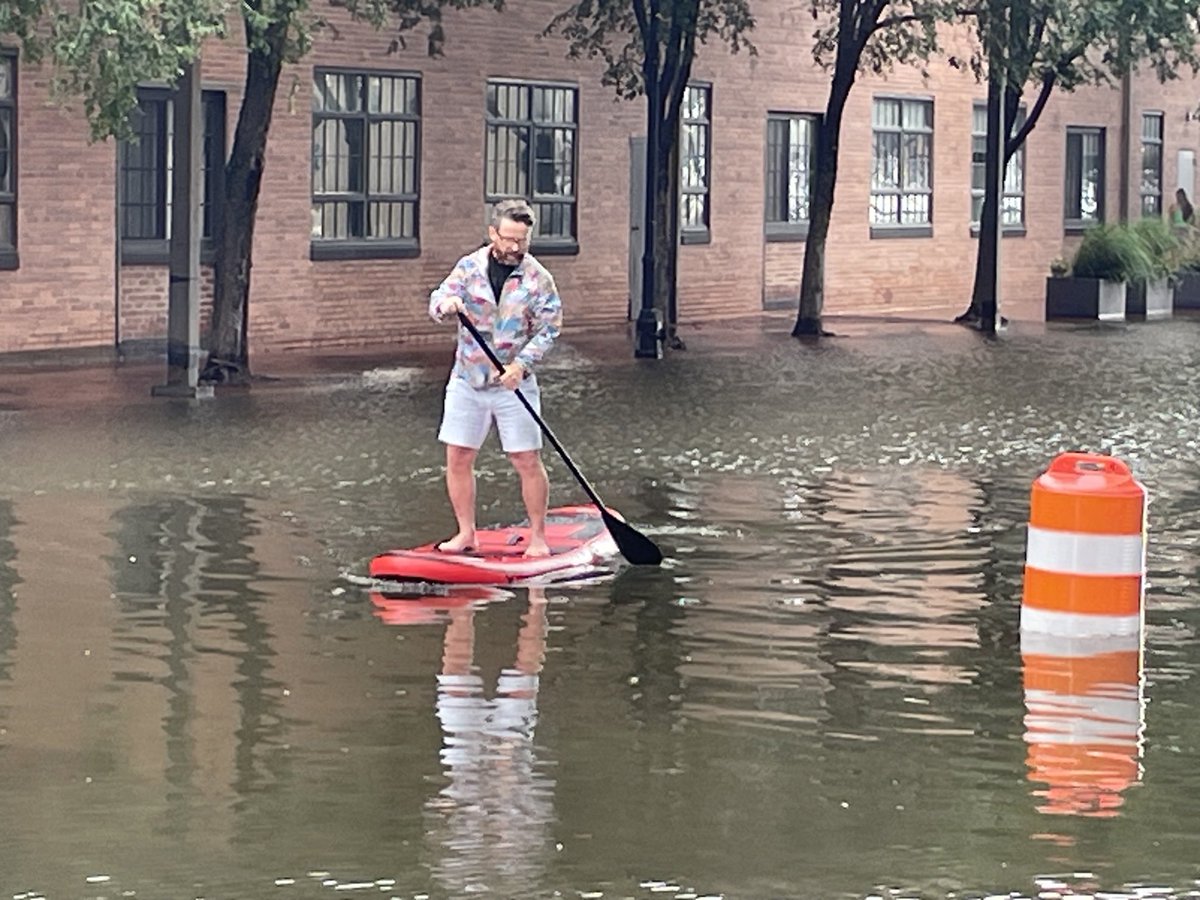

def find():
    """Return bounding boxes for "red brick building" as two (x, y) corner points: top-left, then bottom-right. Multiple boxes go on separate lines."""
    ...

(1, 1), (1197, 357)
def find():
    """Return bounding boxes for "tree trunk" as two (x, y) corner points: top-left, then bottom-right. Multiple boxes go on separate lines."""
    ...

(651, 136), (674, 331)
(664, 137), (684, 349)
(964, 193), (999, 324)
(964, 75), (1004, 330)
(202, 18), (286, 384)
(794, 72), (852, 338)
(635, 7), (694, 357)
(959, 71), (1055, 325)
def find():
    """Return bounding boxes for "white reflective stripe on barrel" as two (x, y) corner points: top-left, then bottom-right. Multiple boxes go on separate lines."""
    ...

(1020, 605), (1143, 637)
(1025, 525), (1145, 576)
(1023, 690), (1143, 744)
(1019, 630), (1142, 657)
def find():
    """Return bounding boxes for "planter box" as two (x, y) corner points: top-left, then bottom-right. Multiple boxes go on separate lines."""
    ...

(1046, 277), (1126, 321)
(1127, 277), (1174, 320)
(1174, 272), (1200, 310)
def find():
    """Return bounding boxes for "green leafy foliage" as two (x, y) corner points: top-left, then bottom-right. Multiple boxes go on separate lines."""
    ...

(340, 0), (506, 56)
(1071, 223), (1156, 282)
(1, 0), (494, 142)
(0, 0), (51, 60)
(1130, 216), (1182, 278)
(545, 0), (755, 100)
(241, 0), (312, 63)
(1069, 219), (1186, 283)
(967, 0), (1200, 138)
(5, 0), (228, 141)
(809, 0), (957, 77)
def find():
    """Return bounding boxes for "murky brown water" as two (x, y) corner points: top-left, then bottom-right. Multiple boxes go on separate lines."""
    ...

(1, 317), (1199, 899)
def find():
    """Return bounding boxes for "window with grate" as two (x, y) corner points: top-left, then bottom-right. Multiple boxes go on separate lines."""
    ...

(312, 70), (421, 259)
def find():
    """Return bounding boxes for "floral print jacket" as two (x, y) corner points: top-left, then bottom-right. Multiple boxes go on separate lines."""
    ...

(429, 246), (564, 389)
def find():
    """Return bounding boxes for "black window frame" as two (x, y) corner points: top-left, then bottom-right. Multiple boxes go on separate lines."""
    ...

(1064, 126), (1106, 232)
(0, 48), (18, 271)
(764, 111), (819, 242)
(118, 87), (227, 266)
(970, 101), (1027, 237)
(1140, 111), (1164, 218)
(680, 82), (712, 245)
(869, 96), (934, 239)
(311, 67), (422, 261)
(484, 79), (579, 255)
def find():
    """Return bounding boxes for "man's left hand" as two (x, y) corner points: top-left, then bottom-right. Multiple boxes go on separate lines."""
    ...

(497, 362), (525, 391)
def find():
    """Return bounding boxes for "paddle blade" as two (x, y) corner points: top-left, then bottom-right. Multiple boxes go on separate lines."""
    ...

(601, 509), (663, 566)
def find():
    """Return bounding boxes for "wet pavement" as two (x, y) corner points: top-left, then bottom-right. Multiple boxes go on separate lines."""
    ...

(0, 311), (1199, 899)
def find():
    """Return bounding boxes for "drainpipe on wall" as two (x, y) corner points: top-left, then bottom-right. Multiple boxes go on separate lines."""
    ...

(1119, 69), (1133, 222)
(114, 142), (122, 352)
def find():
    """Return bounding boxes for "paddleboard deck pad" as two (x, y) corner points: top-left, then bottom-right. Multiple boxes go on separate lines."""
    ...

(369, 505), (620, 587)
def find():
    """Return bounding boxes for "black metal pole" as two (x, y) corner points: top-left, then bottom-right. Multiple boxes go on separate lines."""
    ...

(634, 3), (663, 358)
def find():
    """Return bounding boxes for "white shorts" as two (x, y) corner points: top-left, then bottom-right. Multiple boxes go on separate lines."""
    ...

(437, 375), (543, 453)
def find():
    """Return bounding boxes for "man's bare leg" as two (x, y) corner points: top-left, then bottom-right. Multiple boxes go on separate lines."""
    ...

(438, 444), (479, 552)
(509, 450), (549, 557)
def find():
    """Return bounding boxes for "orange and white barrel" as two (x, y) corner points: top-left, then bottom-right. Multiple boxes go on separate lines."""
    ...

(1021, 452), (1147, 637)
(1021, 630), (1144, 818)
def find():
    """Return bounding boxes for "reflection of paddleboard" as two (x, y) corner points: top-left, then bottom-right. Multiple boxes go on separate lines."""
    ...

(370, 586), (512, 626)
(369, 505), (619, 586)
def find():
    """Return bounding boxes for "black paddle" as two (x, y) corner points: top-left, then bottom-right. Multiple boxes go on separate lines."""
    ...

(455, 311), (663, 566)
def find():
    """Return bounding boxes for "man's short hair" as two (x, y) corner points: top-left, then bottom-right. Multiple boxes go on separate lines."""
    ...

(491, 198), (536, 230)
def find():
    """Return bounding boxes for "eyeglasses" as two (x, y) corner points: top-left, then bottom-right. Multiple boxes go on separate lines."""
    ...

(494, 231), (529, 247)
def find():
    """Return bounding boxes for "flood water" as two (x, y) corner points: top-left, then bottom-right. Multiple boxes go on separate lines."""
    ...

(0, 316), (1198, 900)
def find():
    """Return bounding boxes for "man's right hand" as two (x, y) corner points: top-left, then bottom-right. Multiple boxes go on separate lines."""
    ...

(436, 296), (465, 319)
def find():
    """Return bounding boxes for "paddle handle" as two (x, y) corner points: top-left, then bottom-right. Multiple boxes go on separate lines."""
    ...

(456, 312), (608, 512)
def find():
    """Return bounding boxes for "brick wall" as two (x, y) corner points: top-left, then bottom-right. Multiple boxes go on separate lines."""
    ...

(0, 61), (116, 352)
(118, 265), (215, 344)
(4, 2), (1200, 357)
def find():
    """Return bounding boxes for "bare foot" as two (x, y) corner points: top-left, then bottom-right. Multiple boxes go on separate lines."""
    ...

(437, 532), (476, 553)
(522, 538), (551, 558)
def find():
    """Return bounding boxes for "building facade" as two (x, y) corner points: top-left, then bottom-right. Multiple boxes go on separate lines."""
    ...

(1, 0), (1198, 357)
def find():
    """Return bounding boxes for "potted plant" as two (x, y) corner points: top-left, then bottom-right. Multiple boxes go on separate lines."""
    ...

(1046, 224), (1152, 321)
(1126, 217), (1177, 320)
(1171, 229), (1200, 310)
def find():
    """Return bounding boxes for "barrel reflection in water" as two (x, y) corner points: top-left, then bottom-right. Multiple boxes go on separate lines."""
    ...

(1021, 630), (1145, 818)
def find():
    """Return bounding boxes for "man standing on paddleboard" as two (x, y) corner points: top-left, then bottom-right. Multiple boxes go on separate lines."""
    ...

(428, 199), (564, 558)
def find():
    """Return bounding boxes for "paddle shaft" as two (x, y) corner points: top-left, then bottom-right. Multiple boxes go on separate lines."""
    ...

(456, 312), (608, 512)
(452, 311), (663, 567)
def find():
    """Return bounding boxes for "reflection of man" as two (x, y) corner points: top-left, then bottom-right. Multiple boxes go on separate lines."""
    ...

(424, 588), (556, 896)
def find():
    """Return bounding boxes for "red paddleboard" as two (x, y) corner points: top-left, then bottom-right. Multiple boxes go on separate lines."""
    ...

(369, 505), (620, 586)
